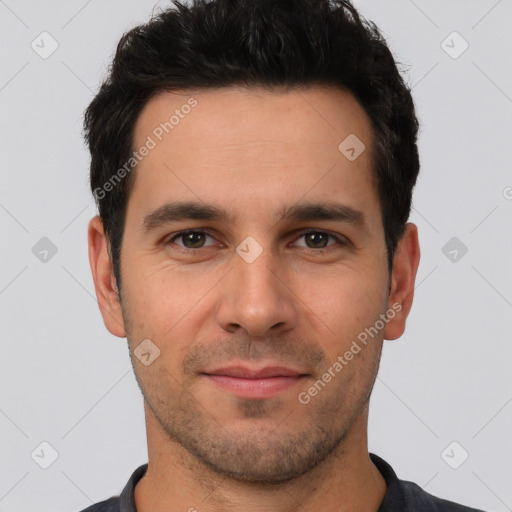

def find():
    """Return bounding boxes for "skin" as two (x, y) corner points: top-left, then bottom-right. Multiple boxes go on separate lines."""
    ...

(88, 85), (420, 512)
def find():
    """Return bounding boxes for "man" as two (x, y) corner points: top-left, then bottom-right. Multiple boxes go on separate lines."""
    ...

(82, 0), (486, 510)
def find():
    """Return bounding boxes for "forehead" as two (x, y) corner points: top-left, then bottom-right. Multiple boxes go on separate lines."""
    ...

(128, 85), (379, 224)
(134, 84), (374, 157)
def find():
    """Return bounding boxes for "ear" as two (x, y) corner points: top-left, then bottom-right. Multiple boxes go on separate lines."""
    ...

(383, 222), (420, 340)
(88, 215), (127, 338)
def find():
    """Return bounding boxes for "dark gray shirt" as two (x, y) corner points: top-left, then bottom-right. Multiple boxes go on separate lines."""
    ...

(78, 453), (487, 511)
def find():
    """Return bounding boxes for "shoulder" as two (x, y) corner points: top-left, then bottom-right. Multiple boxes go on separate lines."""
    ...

(75, 463), (148, 512)
(76, 496), (120, 512)
(400, 478), (488, 512)
(370, 453), (488, 512)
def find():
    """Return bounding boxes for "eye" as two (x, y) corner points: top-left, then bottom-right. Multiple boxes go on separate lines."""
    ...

(165, 229), (346, 252)
(292, 230), (345, 250)
(166, 230), (217, 249)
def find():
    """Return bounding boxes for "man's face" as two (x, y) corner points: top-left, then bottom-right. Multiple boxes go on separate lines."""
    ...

(99, 85), (402, 482)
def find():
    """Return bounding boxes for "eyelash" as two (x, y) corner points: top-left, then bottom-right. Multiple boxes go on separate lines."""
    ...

(164, 229), (347, 254)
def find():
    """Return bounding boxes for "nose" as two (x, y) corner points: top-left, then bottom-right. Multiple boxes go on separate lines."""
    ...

(216, 248), (298, 338)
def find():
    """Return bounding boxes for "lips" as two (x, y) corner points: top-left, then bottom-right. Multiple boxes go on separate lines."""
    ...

(202, 365), (306, 379)
(201, 365), (308, 398)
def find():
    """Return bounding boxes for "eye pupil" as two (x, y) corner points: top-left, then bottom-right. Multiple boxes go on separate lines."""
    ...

(306, 232), (328, 248)
(183, 232), (205, 248)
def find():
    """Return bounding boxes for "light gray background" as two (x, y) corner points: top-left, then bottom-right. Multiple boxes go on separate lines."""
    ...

(0, 1), (511, 511)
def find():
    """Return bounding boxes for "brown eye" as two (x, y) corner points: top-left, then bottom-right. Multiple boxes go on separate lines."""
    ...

(304, 231), (330, 248)
(293, 230), (341, 250)
(167, 230), (216, 249)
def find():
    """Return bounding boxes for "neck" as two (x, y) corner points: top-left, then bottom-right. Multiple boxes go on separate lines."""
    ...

(134, 403), (387, 512)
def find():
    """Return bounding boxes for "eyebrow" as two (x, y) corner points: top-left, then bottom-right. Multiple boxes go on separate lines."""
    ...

(141, 200), (367, 233)
(279, 203), (366, 229)
(142, 201), (234, 232)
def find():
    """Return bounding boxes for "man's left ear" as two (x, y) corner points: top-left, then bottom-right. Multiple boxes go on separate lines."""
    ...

(384, 222), (420, 340)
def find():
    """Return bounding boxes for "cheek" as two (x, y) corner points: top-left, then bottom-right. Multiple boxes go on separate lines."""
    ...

(121, 261), (218, 368)
(122, 253), (209, 322)
(293, 266), (388, 341)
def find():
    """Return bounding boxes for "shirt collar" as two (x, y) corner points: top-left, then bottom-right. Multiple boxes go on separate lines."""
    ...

(119, 463), (148, 512)
(117, 453), (402, 512)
